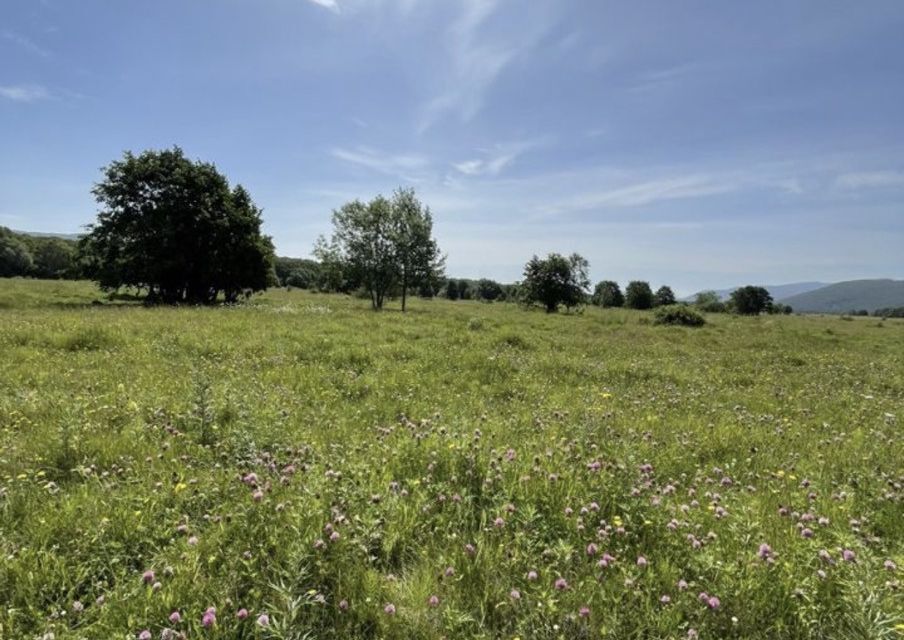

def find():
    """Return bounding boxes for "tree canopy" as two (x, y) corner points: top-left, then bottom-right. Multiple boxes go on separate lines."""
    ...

(78, 148), (275, 304)
(625, 281), (654, 309)
(520, 253), (590, 313)
(314, 188), (444, 310)
(592, 280), (624, 307)
(730, 285), (773, 315)
(654, 285), (676, 307)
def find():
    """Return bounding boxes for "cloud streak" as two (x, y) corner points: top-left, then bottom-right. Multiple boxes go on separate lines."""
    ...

(0, 84), (50, 102)
(835, 171), (904, 190)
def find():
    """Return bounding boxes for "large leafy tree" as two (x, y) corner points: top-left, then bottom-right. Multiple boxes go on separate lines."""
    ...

(521, 253), (590, 313)
(0, 228), (34, 277)
(315, 188), (444, 310)
(79, 148), (274, 304)
(730, 285), (773, 315)
(592, 280), (624, 307)
(625, 280), (654, 309)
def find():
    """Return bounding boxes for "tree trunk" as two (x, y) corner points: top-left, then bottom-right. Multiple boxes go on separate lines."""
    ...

(401, 274), (408, 312)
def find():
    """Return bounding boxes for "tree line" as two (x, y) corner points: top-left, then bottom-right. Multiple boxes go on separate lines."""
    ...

(5, 147), (803, 316)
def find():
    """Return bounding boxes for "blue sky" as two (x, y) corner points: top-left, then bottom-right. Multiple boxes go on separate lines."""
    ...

(2, 0), (903, 294)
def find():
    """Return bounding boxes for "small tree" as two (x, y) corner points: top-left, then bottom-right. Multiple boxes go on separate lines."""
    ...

(730, 285), (772, 315)
(476, 278), (504, 301)
(444, 279), (459, 300)
(694, 290), (726, 313)
(592, 280), (624, 307)
(521, 253), (590, 313)
(315, 188), (443, 311)
(653, 285), (676, 307)
(457, 279), (472, 300)
(625, 281), (654, 310)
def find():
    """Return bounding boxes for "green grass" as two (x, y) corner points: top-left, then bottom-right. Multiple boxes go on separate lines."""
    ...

(0, 278), (902, 639)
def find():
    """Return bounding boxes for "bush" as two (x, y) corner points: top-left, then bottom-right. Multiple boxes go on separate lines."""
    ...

(653, 305), (706, 327)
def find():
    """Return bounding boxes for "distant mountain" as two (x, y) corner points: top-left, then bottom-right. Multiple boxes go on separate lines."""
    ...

(778, 279), (904, 314)
(684, 282), (828, 302)
(14, 230), (82, 241)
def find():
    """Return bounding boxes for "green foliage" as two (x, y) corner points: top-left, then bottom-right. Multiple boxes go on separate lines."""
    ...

(1, 280), (902, 639)
(625, 280), (654, 309)
(873, 306), (904, 318)
(476, 278), (504, 301)
(520, 253), (590, 313)
(0, 230), (33, 277)
(78, 147), (275, 303)
(315, 188), (444, 310)
(591, 280), (624, 307)
(730, 285), (773, 315)
(653, 285), (676, 307)
(653, 304), (706, 326)
(694, 290), (726, 313)
(274, 257), (321, 289)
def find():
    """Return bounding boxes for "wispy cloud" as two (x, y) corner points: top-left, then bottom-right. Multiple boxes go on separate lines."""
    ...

(550, 175), (738, 212)
(418, 0), (552, 132)
(305, 0), (340, 13)
(835, 170), (904, 190)
(452, 138), (547, 177)
(2, 30), (52, 58)
(0, 84), (51, 102)
(331, 146), (430, 178)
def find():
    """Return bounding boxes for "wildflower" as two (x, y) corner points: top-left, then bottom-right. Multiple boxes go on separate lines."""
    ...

(842, 549), (856, 563)
(444, 566), (455, 577)
(138, 631), (151, 640)
(329, 531), (341, 542)
(168, 611), (181, 624)
(660, 595), (671, 605)
(687, 630), (699, 639)
(677, 579), (688, 590)
(464, 543), (476, 556)
(586, 543), (598, 556)
(579, 606), (590, 617)
(384, 603), (396, 615)
(757, 543), (773, 560)
(636, 556), (648, 567)
(801, 528), (814, 538)
(187, 536), (198, 546)
(509, 589), (521, 600)
(493, 517), (505, 528)
(885, 559), (897, 571)
(252, 490), (264, 502)
(338, 599), (349, 611)
(257, 613), (270, 627)
(72, 601), (84, 614)
(554, 577), (569, 590)
(428, 595), (440, 607)
(202, 607), (216, 628)
(142, 570), (155, 584)
(707, 596), (721, 610)
(527, 570), (538, 581)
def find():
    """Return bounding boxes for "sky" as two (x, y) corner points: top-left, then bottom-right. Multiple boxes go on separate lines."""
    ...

(1, 0), (903, 295)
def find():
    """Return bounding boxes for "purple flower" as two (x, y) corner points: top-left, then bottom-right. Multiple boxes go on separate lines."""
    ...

(444, 566), (455, 577)
(527, 570), (538, 581)
(428, 595), (440, 607)
(660, 595), (671, 605)
(138, 631), (151, 640)
(677, 579), (688, 590)
(168, 610), (181, 624)
(142, 570), (155, 584)
(707, 596), (721, 610)
(202, 607), (217, 628)
(329, 531), (341, 542)
(636, 556), (648, 567)
(800, 527), (814, 538)
(257, 613), (270, 627)
(554, 577), (569, 590)
(252, 489), (264, 502)
(885, 559), (897, 571)
(579, 606), (590, 617)
(757, 543), (773, 560)
(586, 543), (598, 556)
(187, 536), (199, 546)
(464, 543), (476, 556)
(384, 603), (396, 615)
(842, 549), (856, 562)
(509, 589), (521, 600)
(493, 517), (505, 528)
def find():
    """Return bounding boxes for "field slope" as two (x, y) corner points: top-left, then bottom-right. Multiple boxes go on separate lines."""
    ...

(0, 279), (902, 639)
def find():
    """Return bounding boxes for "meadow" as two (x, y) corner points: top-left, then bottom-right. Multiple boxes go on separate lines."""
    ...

(0, 278), (901, 639)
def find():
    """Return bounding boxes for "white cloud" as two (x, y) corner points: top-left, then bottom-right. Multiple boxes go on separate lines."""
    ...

(0, 85), (50, 102)
(331, 146), (430, 178)
(306, 0), (340, 13)
(2, 30), (52, 58)
(452, 138), (547, 177)
(835, 171), (904, 190)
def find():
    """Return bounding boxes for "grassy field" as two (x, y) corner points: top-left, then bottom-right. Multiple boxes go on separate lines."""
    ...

(0, 278), (902, 639)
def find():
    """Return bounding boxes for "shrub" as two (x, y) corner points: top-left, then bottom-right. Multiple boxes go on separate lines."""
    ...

(653, 305), (706, 327)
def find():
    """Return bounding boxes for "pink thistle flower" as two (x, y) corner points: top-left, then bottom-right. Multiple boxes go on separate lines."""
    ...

(885, 559), (897, 571)
(187, 536), (199, 546)
(707, 596), (721, 610)
(636, 556), (648, 567)
(660, 595), (671, 605)
(141, 570), (155, 584)
(527, 570), (538, 581)
(257, 613), (270, 627)
(384, 603), (396, 615)
(169, 611), (182, 624)
(757, 543), (773, 560)
(493, 517), (505, 528)
(464, 543), (476, 556)
(677, 579), (688, 590)
(329, 531), (341, 542)
(842, 549), (856, 562)
(428, 595), (440, 607)
(554, 577), (569, 590)
(252, 489), (264, 502)
(509, 589), (521, 600)
(579, 606), (590, 617)
(338, 599), (349, 611)
(586, 543), (598, 556)
(138, 631), (151, 640)
(444, 566), (455, 577)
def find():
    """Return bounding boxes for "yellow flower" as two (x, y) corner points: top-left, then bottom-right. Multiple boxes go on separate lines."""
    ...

(613, 516), (623, 527)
